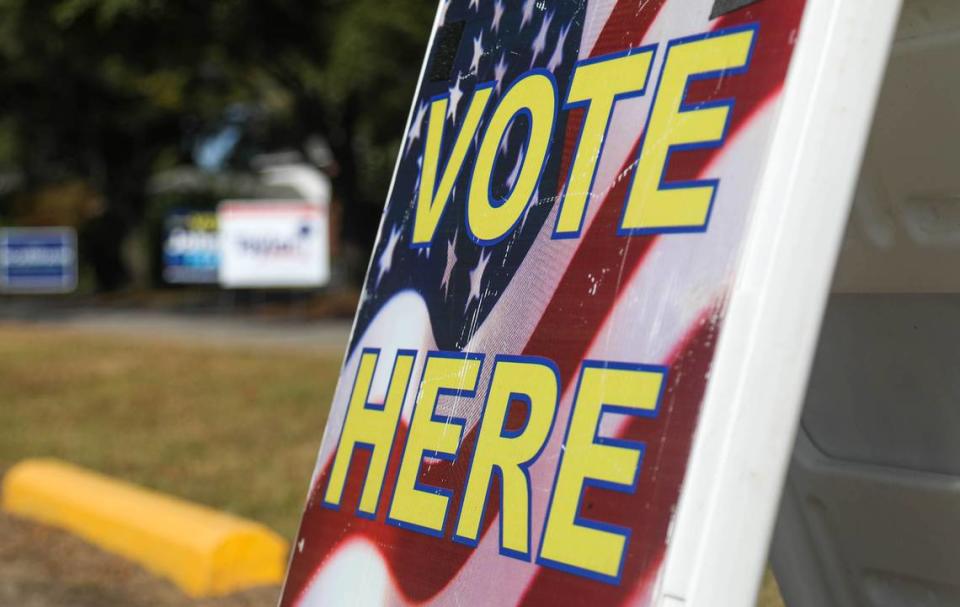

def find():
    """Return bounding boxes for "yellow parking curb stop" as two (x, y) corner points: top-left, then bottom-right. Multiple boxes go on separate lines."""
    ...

(1, 458), (289, 597)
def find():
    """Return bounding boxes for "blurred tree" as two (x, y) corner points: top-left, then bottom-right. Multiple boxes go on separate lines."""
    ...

(0, 0), (434, 289)
(211, 0), (436, 268)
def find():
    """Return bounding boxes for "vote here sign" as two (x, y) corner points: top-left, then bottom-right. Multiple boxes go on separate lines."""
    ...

(279, 0), (874, 604)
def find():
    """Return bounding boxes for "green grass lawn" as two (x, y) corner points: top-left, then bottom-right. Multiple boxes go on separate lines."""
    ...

(0, 324), (339, 539)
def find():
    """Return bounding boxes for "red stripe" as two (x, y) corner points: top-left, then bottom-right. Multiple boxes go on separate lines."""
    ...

(520, 304), (722, 606)
(518, 2), (806, 603)
(589, 0), (670, 57)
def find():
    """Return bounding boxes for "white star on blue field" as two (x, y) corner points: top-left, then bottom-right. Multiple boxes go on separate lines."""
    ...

(354, 0), (585, 354)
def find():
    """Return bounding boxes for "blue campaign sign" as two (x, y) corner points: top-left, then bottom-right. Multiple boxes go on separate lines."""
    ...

(0, 228), (78, 293)
(162, 210), (219, 285)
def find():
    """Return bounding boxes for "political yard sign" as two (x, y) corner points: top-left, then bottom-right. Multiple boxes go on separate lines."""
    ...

(218, 201), (330, 289)
(0, 228), (77, 294)
(281, 0), (894, 605)
(162, 210), (219, 285)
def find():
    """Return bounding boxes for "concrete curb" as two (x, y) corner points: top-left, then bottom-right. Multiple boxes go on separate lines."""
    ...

(2, 458), (289, 597)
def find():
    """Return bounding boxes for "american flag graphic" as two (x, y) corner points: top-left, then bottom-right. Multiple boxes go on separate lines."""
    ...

(281, 0), (808, 604)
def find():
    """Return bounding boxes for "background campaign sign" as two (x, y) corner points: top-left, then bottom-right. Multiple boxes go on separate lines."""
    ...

(280, 0), (896, 605)
(217, 201), (330, 288)
(162, 210), (219, 285)
(0, 228), (77, 293)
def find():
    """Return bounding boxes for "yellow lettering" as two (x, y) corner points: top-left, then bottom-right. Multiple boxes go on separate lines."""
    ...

(538, 362), (666, 582)
(324, 350), (417, 516)
(468, 72), (557, 244)
(413, 86), (494, 246)
(621, 27), (756, 232)
(554, 49), (656, 237)
(387, 352), (483, 535)
(453, 356), (559, 558)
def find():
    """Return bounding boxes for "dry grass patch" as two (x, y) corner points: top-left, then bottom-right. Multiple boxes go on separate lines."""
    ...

(0, 323), (338, 538)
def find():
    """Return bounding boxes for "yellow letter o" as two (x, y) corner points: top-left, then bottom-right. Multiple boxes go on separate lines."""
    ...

(468, 71), (557, 244)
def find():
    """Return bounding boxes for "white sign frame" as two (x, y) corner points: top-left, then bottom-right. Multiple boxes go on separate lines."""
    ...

(657, 1), (903, 605)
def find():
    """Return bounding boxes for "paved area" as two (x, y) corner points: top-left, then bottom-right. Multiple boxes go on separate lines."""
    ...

(0, 301), (353, 354)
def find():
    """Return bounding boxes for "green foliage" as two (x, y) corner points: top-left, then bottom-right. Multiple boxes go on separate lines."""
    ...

(0, 0), (437, 287)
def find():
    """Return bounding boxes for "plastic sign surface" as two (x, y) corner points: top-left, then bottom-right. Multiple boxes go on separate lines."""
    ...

(283, 0), (810, 604)
(217, 201), (330, 289)
(0, 228), (77, 294)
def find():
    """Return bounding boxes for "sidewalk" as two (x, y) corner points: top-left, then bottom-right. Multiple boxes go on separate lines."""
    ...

(0, 301), (353, 354)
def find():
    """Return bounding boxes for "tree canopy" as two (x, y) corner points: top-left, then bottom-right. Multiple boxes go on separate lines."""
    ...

(0, 0), (436, 288)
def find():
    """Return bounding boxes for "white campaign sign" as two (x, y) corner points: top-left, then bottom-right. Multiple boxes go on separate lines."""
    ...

(218, 201), (330, 288)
